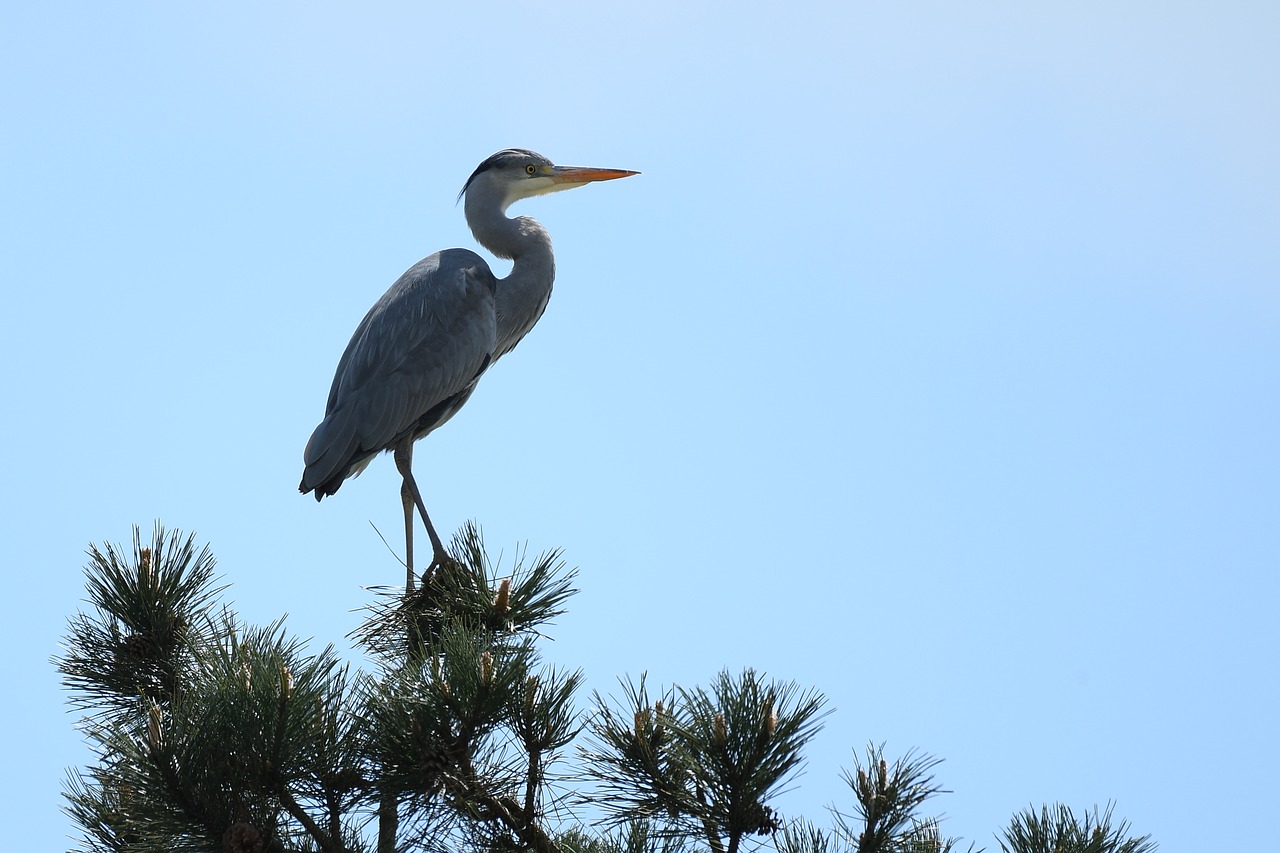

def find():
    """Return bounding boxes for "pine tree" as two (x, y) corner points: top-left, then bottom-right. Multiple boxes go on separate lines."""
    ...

(56, 524), (1156, 853)
(996, 804), (1156, 853)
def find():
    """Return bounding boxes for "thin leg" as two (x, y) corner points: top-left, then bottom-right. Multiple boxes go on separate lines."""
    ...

(400, 477), (416, 592)
(393, 437), (448, 587)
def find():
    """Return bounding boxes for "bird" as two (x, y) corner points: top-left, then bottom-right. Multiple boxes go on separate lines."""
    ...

(299, 149), (638, 591)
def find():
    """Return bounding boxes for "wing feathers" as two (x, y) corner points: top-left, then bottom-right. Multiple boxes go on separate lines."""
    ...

(300, 250), (497, 496)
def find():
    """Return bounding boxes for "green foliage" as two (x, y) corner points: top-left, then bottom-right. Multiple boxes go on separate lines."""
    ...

(355, 525), (584, 853)
(774, 819), (840, 853)
(57, 522), (581, 853)
(57, 525), (361, 852)
(831, 744), (973, 853)
(583, 671), (827, 853)
(354, 524), (576, 665)
(60, 524), (224, 718)
(57, 523), (1156, 853)
(997, 804), (1156, 853)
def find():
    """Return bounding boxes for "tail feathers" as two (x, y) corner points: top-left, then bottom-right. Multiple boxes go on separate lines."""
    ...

(299, 410), (364, 500)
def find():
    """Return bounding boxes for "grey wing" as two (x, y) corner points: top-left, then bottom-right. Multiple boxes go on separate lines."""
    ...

(301, 250), (497, 496)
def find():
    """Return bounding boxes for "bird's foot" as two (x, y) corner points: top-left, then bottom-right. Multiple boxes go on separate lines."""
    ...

(413, 552), (460, 590)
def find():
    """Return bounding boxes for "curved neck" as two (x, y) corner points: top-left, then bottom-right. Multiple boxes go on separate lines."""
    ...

(466, 195), (556, 358)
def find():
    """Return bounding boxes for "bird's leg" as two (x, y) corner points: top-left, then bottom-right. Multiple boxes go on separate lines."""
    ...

(400, 477), (416, 593)
(393, 438), (449, 587)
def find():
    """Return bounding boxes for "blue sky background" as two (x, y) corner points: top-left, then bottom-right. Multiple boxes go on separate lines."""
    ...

(4, 2), (1277, 849)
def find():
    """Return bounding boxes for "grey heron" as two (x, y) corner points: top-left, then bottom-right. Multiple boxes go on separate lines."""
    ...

(300, 149), (637, 590)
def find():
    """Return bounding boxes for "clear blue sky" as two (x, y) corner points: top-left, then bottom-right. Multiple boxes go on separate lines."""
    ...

(4, 2), (1277, 849)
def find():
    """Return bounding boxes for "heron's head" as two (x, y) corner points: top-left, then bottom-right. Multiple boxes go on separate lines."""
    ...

(458, 149), (638, 212)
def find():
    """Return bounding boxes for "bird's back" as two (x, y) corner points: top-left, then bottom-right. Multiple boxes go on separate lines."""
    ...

(300, 248), (498, 498)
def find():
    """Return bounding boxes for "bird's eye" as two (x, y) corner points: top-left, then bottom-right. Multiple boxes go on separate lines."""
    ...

(525, 164), (537, 175)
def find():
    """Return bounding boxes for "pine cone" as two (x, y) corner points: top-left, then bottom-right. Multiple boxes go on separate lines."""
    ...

(746, 803), (781, 836)
(117, 632), (154, 661)
(223, 821), (264, 853)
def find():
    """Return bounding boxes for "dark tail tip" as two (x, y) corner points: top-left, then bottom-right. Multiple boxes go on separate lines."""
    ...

(300, 476), (342, 502)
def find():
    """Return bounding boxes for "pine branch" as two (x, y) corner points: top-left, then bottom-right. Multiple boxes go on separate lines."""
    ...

(579, 676), (687, 826)
(828, 744), (974, 853)
(582, 669), (828, 853)
(998, 803), (1155, 853)
(56, 523), (224, 718)
(354, 521), (576, 666)
(59, 523), (1157, 853)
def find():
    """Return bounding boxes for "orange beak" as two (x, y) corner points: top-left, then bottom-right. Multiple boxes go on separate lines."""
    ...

(549, 165), (640, 186)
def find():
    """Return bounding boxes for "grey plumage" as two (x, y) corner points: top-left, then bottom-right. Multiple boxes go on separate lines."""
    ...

(300, 149), (637, 589)
(300, 250), (496, 497)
